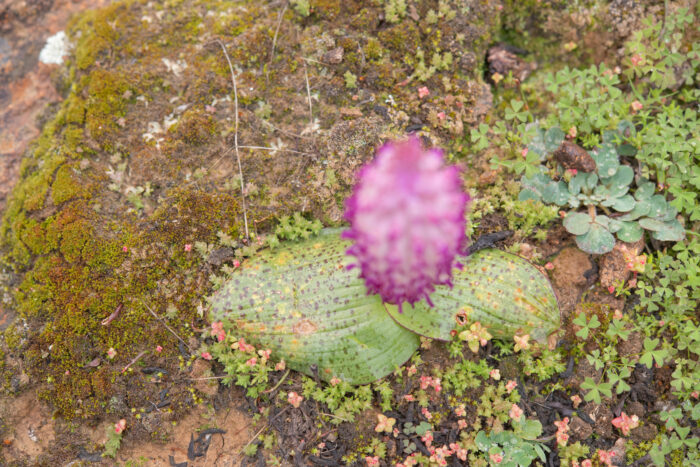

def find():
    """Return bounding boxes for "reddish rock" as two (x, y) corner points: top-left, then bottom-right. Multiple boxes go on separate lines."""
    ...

(553, 141), (597, 172)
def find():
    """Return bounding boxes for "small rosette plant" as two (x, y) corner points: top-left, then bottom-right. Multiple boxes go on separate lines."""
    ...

(343, 137), (470, 310)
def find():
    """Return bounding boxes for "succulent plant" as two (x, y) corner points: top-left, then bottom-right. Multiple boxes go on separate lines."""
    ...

(519, 125), (685, 254)
(208, 231), (560, 384)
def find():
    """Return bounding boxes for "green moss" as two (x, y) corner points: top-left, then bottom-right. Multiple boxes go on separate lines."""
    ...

(52, 164), (90, 205)
(84, 69), (129, 150)
(171, 108), (218, 146)
(69, 3), (125, 70)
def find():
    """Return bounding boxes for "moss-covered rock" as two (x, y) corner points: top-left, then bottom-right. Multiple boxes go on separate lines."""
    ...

(0, 0), (502, 434)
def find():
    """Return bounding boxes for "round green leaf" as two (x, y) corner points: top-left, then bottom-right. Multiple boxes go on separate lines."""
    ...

(634, 180), (655, 201)
(592, 143), (620, 178)
(615, 222), (644, 242)
(563, 212), (592, 235)
(611, 194), (636, 212)
(544, 127), (565, 152)
(650, 219), (685, 242)
(575, 224), (615, 254)
(639, 217), (668, 231)
(647, 195), (668, 218)
(385, 249), (560, 343)
(208, 232), (419, 384)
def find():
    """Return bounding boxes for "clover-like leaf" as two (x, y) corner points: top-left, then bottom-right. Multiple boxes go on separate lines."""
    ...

(542, 181), (569, 206)
(615, 222), (644, 242)
(647, 195), (668, 217)
(576, 223), (615, 254)
(563, 212), (592, 235)
(610, 194), (636, 212)
(519, 171), (552, 202)
(591, 143), (620, 178)
(544, 127), (565, 152)
(649, 219), (685, 242)
(634, 180), (656, 200)
(620, 199), (651, 221)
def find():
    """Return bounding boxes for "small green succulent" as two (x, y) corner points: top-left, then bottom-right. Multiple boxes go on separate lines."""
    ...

(519, 125), (685, 254)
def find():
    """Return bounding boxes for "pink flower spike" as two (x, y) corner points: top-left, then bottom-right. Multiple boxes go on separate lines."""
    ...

(343, 137), (470, 310)
(418, 86), (430, 99)
(288, 391), (303, 408)
(201, 352), (212, 360)
(114, 419), (126, 434)
(155, 345), (163, 353)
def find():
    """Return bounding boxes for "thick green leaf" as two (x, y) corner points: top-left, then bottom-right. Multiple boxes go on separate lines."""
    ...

(208, 232), (419, 384)
(544, 127), (565, 152)
(592, 143), (620, 178)
(563, 212), (592, 235)
(385, 249), (560, 343)
(616, 222), (644, 242)
(576, 223), (615, 254)
(634, 180), (656, 200)
(611, 194), (636, 212)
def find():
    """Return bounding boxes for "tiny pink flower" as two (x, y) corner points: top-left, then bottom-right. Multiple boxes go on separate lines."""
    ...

(509, 404), (523, 421)
(245, 357), (257, 366)
(631, 100), (643, 112)
(114, 419), (126, 434)
(630, 53), (643, 66)
(420, 375), (433, 390)
(107, 348), (117, 359)
(691, 391), (699, 399)
(201, 352), (212, 360)
(233, 259), (241, 268)
(184, 243), (192, 252)
(288, 391), (303, 408)
(211, 321), (225, 342)
(122, 246), (128, 253)
(490, 452), (503, 464)
(597, 449), (615, 467)
(613, 309), (623, 320)
(155, 345), (163, 353)
(327, 376), (340, 386)
(513, 333), (530, 352)
(490, 369), (501, 380)
(454, 404), (466, 417)
(421, 407), (433, 420)
(421, 430), (434, 447)
(406, 365), (417, 376)
(403, 394), (415, 402)
(458, 419), (467, 429)
(581, 460), (593, 467)
(505, 380), (517, 393)
(65, 370), (70, 375)
(521, 147), (529, 157)
(365, 456), (379, 466)
(258, 349), (272, 361)
(612, 412), (639, 436)
(437, 111), (446, 120)
(544, 262), (554, 270)
(571, 394), (582, 408)
(375, 414), (396, 433)
(205, 104), (216, 113)
(608, 285), (616, 294)
(418, 86), (430, 99)
(275, 360), (286, 371)
(568, 126), (577, 139)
